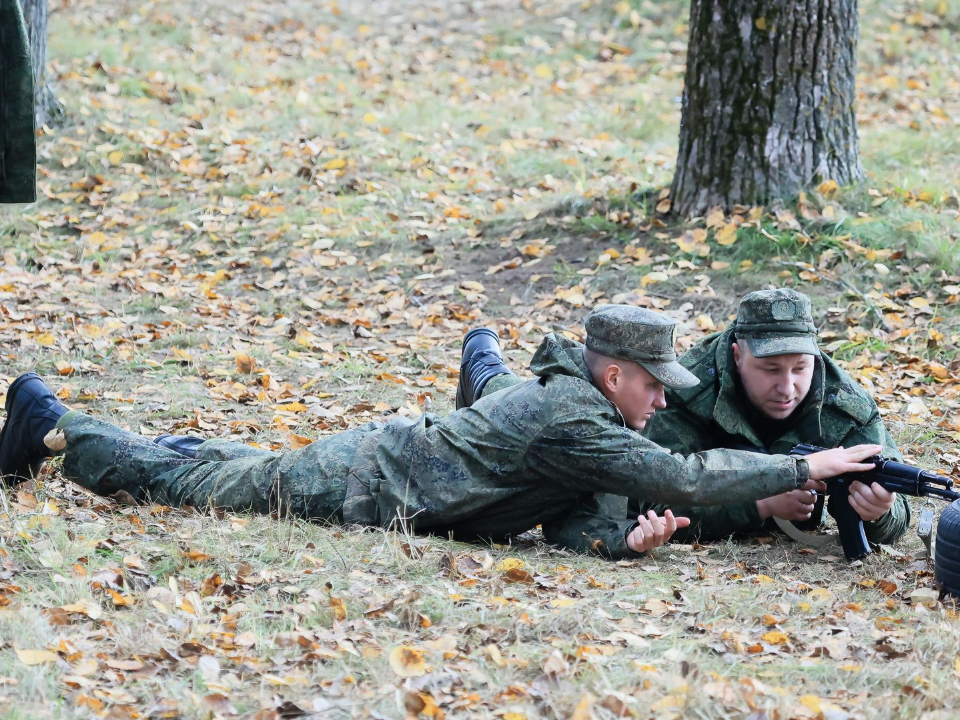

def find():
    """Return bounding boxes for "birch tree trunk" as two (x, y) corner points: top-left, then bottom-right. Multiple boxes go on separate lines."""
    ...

(670, 0), (862, 217)
(19, 0), (62, 127)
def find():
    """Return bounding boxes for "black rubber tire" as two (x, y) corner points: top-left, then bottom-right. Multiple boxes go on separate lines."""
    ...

(935, 500), (960, 596)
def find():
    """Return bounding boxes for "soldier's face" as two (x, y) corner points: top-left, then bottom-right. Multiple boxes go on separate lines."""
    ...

(599, 361), (668, 431)
(732, 343), (815, 420)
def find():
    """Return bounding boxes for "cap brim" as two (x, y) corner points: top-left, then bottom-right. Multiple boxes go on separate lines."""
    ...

(743, 335), (819, 357)
(641, 360), (700, 390)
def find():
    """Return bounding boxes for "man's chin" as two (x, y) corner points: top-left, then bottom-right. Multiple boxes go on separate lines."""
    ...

(763, 403), (797, 420)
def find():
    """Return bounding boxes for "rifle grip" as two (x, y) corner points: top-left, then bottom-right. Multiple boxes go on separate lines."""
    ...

(827, 487), (871, 561)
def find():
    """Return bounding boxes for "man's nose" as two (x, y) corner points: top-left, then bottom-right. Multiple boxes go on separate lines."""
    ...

(654, 388), (667, 408)
(773, 375), (793, 395)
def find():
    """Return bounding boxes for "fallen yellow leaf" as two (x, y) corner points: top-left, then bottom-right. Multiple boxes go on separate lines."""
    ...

(640, 271), (668, 287)
(16, 648), (58, 665)
(61, 599), (102, 620)
(761, 631), (789, 645)
(389, 645), (427, 677)
(43, 429), (67, 452)
(534, 64), (553, 79)
(819, 179), (839, 196)
(571, 693), (596, 720)
(715, 221), (738, 246)
(181, 549), (214, 562)
(235, 353), (256, 373)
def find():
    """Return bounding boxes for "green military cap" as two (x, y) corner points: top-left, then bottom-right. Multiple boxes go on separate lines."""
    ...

(585, 305), (699, 389)
(734, 289), (819, 357)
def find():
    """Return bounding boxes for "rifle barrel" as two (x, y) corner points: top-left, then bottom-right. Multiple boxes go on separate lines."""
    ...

(791, 443), (960, 500)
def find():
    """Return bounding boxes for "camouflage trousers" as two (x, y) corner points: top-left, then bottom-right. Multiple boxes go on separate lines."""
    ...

(481, 373), (523, 398)
(55, 411), (383, 521)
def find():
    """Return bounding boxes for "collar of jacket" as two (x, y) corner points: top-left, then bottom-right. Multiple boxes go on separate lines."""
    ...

(711, 328), (826, 447)
(530, 332), (593, 381)
(530, 332), (629, 428)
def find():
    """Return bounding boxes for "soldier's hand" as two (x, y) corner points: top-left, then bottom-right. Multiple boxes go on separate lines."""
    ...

(757, 489), (818, 521)
(626, 510), (691, 553)
(848, 481), (896, 522)
(804, 444), (882, 481)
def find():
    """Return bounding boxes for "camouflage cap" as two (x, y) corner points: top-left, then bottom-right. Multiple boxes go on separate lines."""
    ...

(584, 305), (699, 389)
(734, 289), (819, 357)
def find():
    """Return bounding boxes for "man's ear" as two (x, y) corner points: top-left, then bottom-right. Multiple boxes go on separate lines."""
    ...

(732, 341), (742, 368)
(601, 362), (621, 394)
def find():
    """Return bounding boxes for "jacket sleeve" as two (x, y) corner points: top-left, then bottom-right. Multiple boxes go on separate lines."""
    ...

(638, 403), (766, 539)
(832, 418), (911, 544)
(542, 494), (643, 559)
(531, 413), (803, 507)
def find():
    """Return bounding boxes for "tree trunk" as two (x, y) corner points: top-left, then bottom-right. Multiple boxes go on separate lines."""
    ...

(670, 0), (862, 217)
(0, 0), (36, 202)
(19, 0), (62, 127)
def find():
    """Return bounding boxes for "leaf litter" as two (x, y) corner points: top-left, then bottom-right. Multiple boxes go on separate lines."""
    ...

(0, 0), (959, 716)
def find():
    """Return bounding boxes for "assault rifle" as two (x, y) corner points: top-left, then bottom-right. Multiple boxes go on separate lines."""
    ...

(788, 443), (960, 561)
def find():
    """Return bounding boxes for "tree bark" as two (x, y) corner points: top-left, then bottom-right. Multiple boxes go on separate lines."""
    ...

(0, 0), (36, 201)
(670, 0), (862, 217)
(19, 0), (62, 127)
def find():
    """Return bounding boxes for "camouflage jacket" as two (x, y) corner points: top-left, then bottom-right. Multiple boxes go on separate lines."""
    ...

(0, 0), (36, 203)
(639, 327), (910, 543)
(353, 334), (807, 559)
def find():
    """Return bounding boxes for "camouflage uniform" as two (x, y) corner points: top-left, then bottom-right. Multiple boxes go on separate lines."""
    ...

(638, 289), (910, 543)
(0, 0), (36, 203)
(53, 307), (811, 559)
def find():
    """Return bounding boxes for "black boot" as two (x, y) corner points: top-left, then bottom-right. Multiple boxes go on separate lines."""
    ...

(455, 328), (515, 409)
(0, 373), (69, 484)
(154, 434), (205, 459)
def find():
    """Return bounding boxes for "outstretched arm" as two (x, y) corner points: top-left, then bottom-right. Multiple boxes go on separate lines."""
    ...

(533, 411), (879, 507)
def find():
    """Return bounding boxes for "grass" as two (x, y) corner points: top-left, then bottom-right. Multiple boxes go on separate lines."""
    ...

(0, 0), (959, 716)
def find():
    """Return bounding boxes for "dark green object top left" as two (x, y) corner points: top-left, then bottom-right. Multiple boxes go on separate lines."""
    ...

(0, 0), (36, 203)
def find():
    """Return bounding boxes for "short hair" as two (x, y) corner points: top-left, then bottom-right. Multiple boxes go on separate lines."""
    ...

(583, 347), (623, 382)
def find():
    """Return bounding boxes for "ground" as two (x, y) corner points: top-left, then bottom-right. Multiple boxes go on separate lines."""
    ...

(1, 0), (960, 717)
